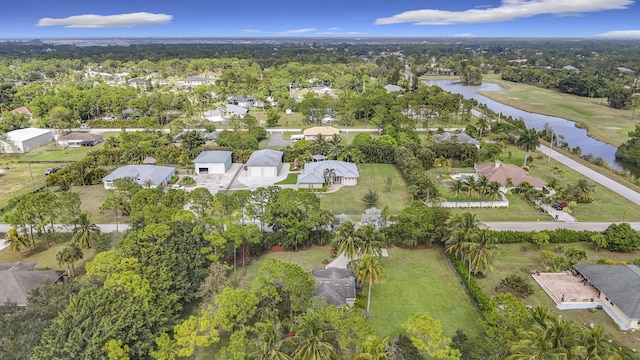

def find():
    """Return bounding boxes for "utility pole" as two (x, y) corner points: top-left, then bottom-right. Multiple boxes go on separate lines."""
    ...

(28, 162), (35, 191)
(288, 83), (293, 98)
(548, 132), (554, 162)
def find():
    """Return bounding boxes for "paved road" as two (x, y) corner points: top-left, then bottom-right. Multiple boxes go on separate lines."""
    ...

(0, 223), (130, 233)
(538, 144), (640, 207)
(484, 222), (640, 232)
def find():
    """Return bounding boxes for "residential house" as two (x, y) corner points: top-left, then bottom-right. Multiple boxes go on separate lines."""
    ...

(57, 132), (103, 147)
(303, 126), (340, 141)
(194, 150), (233, 175)
(384, 84), (403, 92)
(127, 78), (147, 88)
(474, 160), (546, 189)
(311, 86), (333, 95)
(574, 264), (640, 330)
(245, 149), (283, 177)
(433, 132), (481, 149)
(228, 95), (259, 109)
(0, 128), (53, 153)
(311, 268), (356, 307)
(297, 160), (359, 188)
(181, 76), (210, 86)
(0, 262), (65, 306)
(9, 106), (33, 117)
(202, 104), (248, 122)
(102, 165), (175, 189)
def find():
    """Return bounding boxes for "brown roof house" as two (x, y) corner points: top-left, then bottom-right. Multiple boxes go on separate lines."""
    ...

(57, 132), (103, 147)
(311, 268), (356, 307)
(303, 126), (340, 141)
(9, 106), (33, 117)
(0, 263), (64, 306)
(475, 160), (546, 189)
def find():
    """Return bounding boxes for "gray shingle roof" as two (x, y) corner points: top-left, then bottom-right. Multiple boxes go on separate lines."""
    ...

(103, 165), (175, 187)
(246, 149), (283, 167)
(297, 160), (359, 185)
(311, 268), (356, 306)
(194, 150), (232, 163)
(433, 132), (480, 147)
(574, 264), (640, 319)
(0, 269), (64, 306)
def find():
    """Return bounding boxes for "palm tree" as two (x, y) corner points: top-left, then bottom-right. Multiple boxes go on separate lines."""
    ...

(71, 212), (102, 249)
(574, 178), (595, 203)
(5, 227), (30, 259)
(466, 230), (495, 276)
(292, 310), (341, 360)
(314, 134), (329, 155)
(450, 179), (464, 201)
(323, 168), (336, 186)
(56, 242), (83, 277)
(356, 225), (384, 258)
(327, 134), (343, 160)
(476, 175), (489, 202)
(333, 221), (360, 262)
(354, 335), (389, 360)
(573, 325), (621, 360)
(463, 176), (477, 208)
(516, 128), (540, 167)
(355, 254), (384, 318)
(247, 321), (292, 360)
(487, 181), (501, 207)
(476, 115), (490, 138)
(444, 212), (481, 260)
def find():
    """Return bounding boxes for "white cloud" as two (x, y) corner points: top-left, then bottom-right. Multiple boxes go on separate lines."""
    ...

(327, 27), (339, 31)
(375, 0), (632, 25)
(281, 28), (317, 34)
(315, 31), (367, 35)
(38, 12), (172, 28)
(597, 30), (640, 38)
(241, 29), (262, 33)
(452, 33), (476, 37)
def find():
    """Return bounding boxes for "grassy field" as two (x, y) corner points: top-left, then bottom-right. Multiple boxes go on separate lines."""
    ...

(317, 164), (412, 216)
(19, 142), (104, 162)
(477, 242), (640, 350)
(0, 161), (54, 209)
(72, 185), (114, 223)
(475, 73), (635, 147)
(369, 247), (483, 340)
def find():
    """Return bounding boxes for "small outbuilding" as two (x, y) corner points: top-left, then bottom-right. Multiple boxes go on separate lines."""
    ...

(194, 150), (233, 175)
(0, 128), (53, 153)
(245, 149), (283, 178)
(102, 165), (175, 189)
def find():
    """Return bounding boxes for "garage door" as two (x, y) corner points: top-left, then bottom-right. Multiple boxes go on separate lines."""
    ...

(198, 167), (209, 174)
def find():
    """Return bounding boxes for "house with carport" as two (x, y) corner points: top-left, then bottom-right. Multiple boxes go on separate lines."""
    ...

(573, 264), (640, 330)
(297, 160), (359, 188)
(245, 149), (283, 177)
(194, 150), (233, 175)
(102, 165), (175, 189)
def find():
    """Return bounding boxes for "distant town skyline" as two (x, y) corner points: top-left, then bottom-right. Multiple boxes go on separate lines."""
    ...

(2, 0), (640, 39)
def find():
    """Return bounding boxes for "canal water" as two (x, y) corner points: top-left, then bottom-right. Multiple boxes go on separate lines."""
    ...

(425, 79), (634, 172)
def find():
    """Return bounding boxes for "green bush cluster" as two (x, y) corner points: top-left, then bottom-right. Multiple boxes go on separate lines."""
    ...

(486, 229), (598, 244)
(495, 275), (534, 298)
(450, 254), (491, 314)
(86, 119), (143, 128)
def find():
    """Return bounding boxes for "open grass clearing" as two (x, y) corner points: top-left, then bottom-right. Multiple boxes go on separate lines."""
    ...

(477, 73), (635, 147)
(274, 173), (298, 185)
(19, 142), (105, 162)
(317, 164), (412, 216)
(368, 247), (483, 340)
(478, 242), (640, 350)
(0, 162), (53, 209)
(71, 185), (115, 223)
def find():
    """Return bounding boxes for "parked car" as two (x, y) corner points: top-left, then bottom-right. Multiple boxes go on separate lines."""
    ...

(170, 184), (185, 190)
(45, 167), (60, 175)
(552, 204), (563, 211)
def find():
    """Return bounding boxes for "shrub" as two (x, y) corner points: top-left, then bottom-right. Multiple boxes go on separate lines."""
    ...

(495, 275), (534, 298)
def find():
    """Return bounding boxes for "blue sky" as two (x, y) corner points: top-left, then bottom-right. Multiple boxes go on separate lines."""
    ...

(2, 0), (640, 39)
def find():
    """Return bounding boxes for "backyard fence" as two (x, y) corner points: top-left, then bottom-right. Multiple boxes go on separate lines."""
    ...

(425, 194), (509, 208)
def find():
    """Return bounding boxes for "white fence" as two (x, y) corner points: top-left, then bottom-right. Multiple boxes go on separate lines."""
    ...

(425, 194), (509, 208)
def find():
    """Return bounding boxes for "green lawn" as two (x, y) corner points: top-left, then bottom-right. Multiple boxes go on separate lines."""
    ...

(477, 242), (640, 350)
(369, 247), (483, 340)
(317, 164), (412, 216)
(19, 142), (104, 162)
(275, 173), (298, 185)
(0, 161), (54, 209)
(476, 73), (635, 147)
(72, 185), (115, 223)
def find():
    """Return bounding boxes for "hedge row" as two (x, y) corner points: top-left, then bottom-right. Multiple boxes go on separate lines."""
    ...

(86, 119), (143, 128)
(450, 254), (491, 314)
(486, 229), (598, 244)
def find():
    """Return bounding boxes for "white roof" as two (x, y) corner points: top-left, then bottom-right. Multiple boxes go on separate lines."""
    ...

(194, 150), (232, 163)
(103, 165), (175, 186)
(246, 149), (283, 167)
(6, 128), (52, 142)
(298, 160), (359, 184)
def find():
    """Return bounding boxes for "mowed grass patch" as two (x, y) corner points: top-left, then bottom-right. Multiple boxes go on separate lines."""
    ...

(368, 247), (483, 340)
(19, 142), (104, 162)
(71, 185), (114, 223)
(318, 164), (411, 216)
(275, 173), (298, 185)
(0, 162), (54, 208)
(477, 242), (640, 350)
(478, 73), (634, 147)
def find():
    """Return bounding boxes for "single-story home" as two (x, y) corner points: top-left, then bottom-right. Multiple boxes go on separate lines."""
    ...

(384, 84), (403, 92)
(181, 76), (210, 86)
(433, 132), (481, 149)
(127, 78), (147, 88)
(57, 132), (103, 147)
(0, 262), (65, 306)
(474, 160), (546, 189)
(194, 150), (233, 175)
(202, 104), (248, 122)
(303, 126), (340, 141)
(102, 165), (175, 189)
(245, 149), (283, 178)
(311, 86), (333, 95)
(297, 160), (359, 188)
(0, 128), (53, 154)
(574, 264), (640, 330)
(311, 268), (356, 307)
(174, 130), (219, 143)
(228, 95), (257, 108)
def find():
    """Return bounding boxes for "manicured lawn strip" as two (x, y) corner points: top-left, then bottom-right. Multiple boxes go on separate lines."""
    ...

(477, 73), (634, 147)
(72, 185), (115, 223)
(19, 142), (104, 162)
(275, 173), (298, 185)
(452, 193), (545, 222)
(478, 242), (640, 350)
(368, 247), (483, 339)
(317, 164), (412, 216)
(0, 162), (53, 208)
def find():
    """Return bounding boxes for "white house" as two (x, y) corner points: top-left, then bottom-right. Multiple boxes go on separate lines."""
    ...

(202, 104), (248, 122)
(57, 132), (103, 147)
(181, 76), (210, 86)
(311, 86), (333, 95)
(0, 128), (53, 153)
(245, 149), (283, 178)
(297, 160), (359, 188)
(194, 150), (233, 175)
(102, 165), (175, 189)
